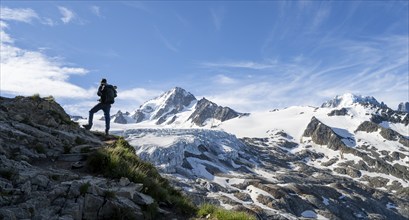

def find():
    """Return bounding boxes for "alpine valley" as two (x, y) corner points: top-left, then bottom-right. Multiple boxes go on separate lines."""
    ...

(76, 87), (409, 219)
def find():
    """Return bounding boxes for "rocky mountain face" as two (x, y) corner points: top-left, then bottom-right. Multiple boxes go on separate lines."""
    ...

(0, 96), (188, 219)
(188, 98), (242, 126)
(398, 102), (409, 113)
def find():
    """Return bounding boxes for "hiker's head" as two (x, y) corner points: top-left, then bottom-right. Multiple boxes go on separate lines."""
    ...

(101, 78), (107, 85)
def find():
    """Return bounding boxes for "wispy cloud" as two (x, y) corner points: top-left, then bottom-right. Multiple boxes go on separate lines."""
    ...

(210, 7), (225, 31)
(154, 26), (178, 52)
(311, 4), (331, 29)
(200, 35), (408, 111)
(41, 17), (56, 26)
(213, 74), (237, 85)
(201, 60), (274, 70)
(0, 21), (13, 43)
(0, 6), (57, 26)
(122, 2), (151, 14)
(90, 5), (102, 17)
(58, 6), (75, 24)
(0, 7), (39, 23)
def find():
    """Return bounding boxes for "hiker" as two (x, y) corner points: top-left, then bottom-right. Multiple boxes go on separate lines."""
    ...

(83, 78), (117, 135)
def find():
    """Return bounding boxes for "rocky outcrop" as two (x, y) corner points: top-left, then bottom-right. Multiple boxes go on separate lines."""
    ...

(328, 108), (348, 116)
(0, 96), (101, 159)
(356, 121), (409, 147)
(370, 106), (409, 126)
(303, 117), (348, 151)
(355, 121), (379, 133)
(0, 155), (145, 220)
(188, 98), (242, 126)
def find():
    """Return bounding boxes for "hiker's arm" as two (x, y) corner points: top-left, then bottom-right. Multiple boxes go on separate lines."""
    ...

(97, 85), (104, 96)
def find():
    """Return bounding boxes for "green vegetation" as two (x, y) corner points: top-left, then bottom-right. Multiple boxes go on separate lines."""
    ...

(44, 95), (55, 102)
(30, 93), (41, 101)
(197, 203), (257, 220)
(87, 137), (196, 216)
(80, 182), (91, 195)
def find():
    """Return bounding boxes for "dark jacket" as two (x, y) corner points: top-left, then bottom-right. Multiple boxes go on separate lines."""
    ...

(98, 84), (115, 104)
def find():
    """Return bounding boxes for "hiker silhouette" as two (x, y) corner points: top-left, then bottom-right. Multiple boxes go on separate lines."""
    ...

(83, 78), (117, 135)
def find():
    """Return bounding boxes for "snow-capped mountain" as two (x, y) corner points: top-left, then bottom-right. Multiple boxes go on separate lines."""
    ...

(321, 93), (385, 108)
(83, 92), (409, 219)
(114, 87), (245, 127)
(131, 87), (196, 124)
(398, 102), (409, 113)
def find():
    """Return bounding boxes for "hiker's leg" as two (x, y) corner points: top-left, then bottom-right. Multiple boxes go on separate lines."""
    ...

(88, 103), (103, 128)
(102, 104), (111, 134)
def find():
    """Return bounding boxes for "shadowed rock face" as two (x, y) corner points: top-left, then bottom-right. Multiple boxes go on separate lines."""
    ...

(328, 108), (348, 116)
(188, 98), (241, 126)
(303, 116), (347, 151)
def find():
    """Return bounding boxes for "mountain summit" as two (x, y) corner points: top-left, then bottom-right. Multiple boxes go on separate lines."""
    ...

(132, 87), (196, 124)
(321, 93), (384, 108)
(128, 87), (245, 126)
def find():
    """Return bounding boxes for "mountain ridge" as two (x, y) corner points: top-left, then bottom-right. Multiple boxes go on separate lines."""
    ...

(109, 87), (246, 127)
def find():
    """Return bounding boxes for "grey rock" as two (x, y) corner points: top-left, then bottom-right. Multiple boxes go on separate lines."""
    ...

(132, 191), (154, 205)
(397, 102), (409, 113)
(32, 174), (49, 188)
(188, 98), (243, 126)
(119, 177), (131, 186)
(83, 194), (104, 219)
(328, 108), (349, 116)
(355, 121), (379, 133)
(303, 117), (347, 151)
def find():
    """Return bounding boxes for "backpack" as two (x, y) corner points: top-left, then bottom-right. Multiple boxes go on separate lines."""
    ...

(105, 85), (117, 104)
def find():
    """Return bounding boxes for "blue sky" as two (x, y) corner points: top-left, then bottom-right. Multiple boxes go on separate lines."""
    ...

(1, 1), (408, 115)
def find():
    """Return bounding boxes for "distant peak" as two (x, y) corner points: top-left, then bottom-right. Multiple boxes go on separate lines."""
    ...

(321, 93), (382, 108)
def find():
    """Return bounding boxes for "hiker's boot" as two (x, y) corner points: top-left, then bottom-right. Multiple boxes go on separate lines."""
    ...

(82, 124), (91, 130)
(105, 129), (109, 136)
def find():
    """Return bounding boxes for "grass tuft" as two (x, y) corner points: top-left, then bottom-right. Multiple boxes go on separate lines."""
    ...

(197, 203), (257, 220)
(87, 137), (197, 216)
(80, 182), (91, 195)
